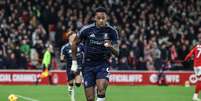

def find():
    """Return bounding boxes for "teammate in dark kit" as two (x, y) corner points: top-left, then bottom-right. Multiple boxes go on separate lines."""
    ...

(60, 31), (83, 101)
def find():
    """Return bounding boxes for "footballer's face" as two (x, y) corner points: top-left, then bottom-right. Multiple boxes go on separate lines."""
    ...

(95, 12), (107, 27)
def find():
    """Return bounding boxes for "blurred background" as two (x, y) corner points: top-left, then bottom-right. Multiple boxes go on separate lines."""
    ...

(0, 0), (201, 71)
(1, 0), (201, 101)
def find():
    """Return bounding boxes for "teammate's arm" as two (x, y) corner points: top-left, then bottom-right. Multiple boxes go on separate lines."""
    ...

(71, 27), (87, 72)
(60, 46), (65, 62)
(71, 30), (84, 72)
(184, 47), (195, 61)
(72, 35), (78, 61)
(60, 53), (65, 62)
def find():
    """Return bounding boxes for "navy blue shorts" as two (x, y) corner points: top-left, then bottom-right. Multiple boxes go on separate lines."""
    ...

(66, 67), (81, 82)
(82, 63), (110, 88)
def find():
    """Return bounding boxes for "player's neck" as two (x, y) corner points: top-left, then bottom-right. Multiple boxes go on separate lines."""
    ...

(95, 23), (106, 28)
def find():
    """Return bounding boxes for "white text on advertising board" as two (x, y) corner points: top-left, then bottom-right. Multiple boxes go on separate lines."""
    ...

(110, 74), (143, 82)
(165, 75), (180, 83)
(0, 74), (11, 82)
(12, 74), (37, 82)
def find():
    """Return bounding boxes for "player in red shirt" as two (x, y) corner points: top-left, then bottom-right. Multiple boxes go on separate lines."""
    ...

(184, 33), (201, 101)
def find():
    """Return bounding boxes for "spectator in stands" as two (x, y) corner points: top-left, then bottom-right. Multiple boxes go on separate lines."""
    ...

(29, 48), (39, 69)
(6, 52), (18, 69)
(0, 50), (6, 69)
(20, 39), (30, 56)
(0, 0), (201, 70)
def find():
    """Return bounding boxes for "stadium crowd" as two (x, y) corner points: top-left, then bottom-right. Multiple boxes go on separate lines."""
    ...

(0, 0), (201, 70)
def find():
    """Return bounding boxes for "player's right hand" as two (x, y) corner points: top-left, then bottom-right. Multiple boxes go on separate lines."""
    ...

(71, 60), (78, 72)
(104, 40), (112, 48)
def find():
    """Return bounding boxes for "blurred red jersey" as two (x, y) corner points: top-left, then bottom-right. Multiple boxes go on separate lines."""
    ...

(184, 45), (201, 67)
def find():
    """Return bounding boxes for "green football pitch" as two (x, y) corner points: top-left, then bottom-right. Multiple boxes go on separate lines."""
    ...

(0, 85), (196, 101)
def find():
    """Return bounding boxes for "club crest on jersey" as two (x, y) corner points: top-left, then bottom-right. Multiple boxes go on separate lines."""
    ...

(103, 33), (109, 39)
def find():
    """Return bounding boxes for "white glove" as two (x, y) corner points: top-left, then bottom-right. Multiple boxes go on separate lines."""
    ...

(71, 60), (78, 72)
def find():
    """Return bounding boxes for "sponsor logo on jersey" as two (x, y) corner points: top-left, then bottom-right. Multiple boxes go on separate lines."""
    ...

(89, 33), (95, 38)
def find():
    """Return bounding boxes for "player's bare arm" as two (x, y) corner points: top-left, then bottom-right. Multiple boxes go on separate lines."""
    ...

(71, 32), (80, 72)
(71, 34), (78, 61)
(60, 53), (65, 62)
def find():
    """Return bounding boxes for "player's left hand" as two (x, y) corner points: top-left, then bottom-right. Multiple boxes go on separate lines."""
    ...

(104, 40), (112, 48)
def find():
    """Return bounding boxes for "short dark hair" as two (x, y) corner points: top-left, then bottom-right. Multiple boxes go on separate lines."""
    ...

(95, 6), (107, 14)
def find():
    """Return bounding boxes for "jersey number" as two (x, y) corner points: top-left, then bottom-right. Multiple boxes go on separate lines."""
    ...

(197, 48), (201, 58)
